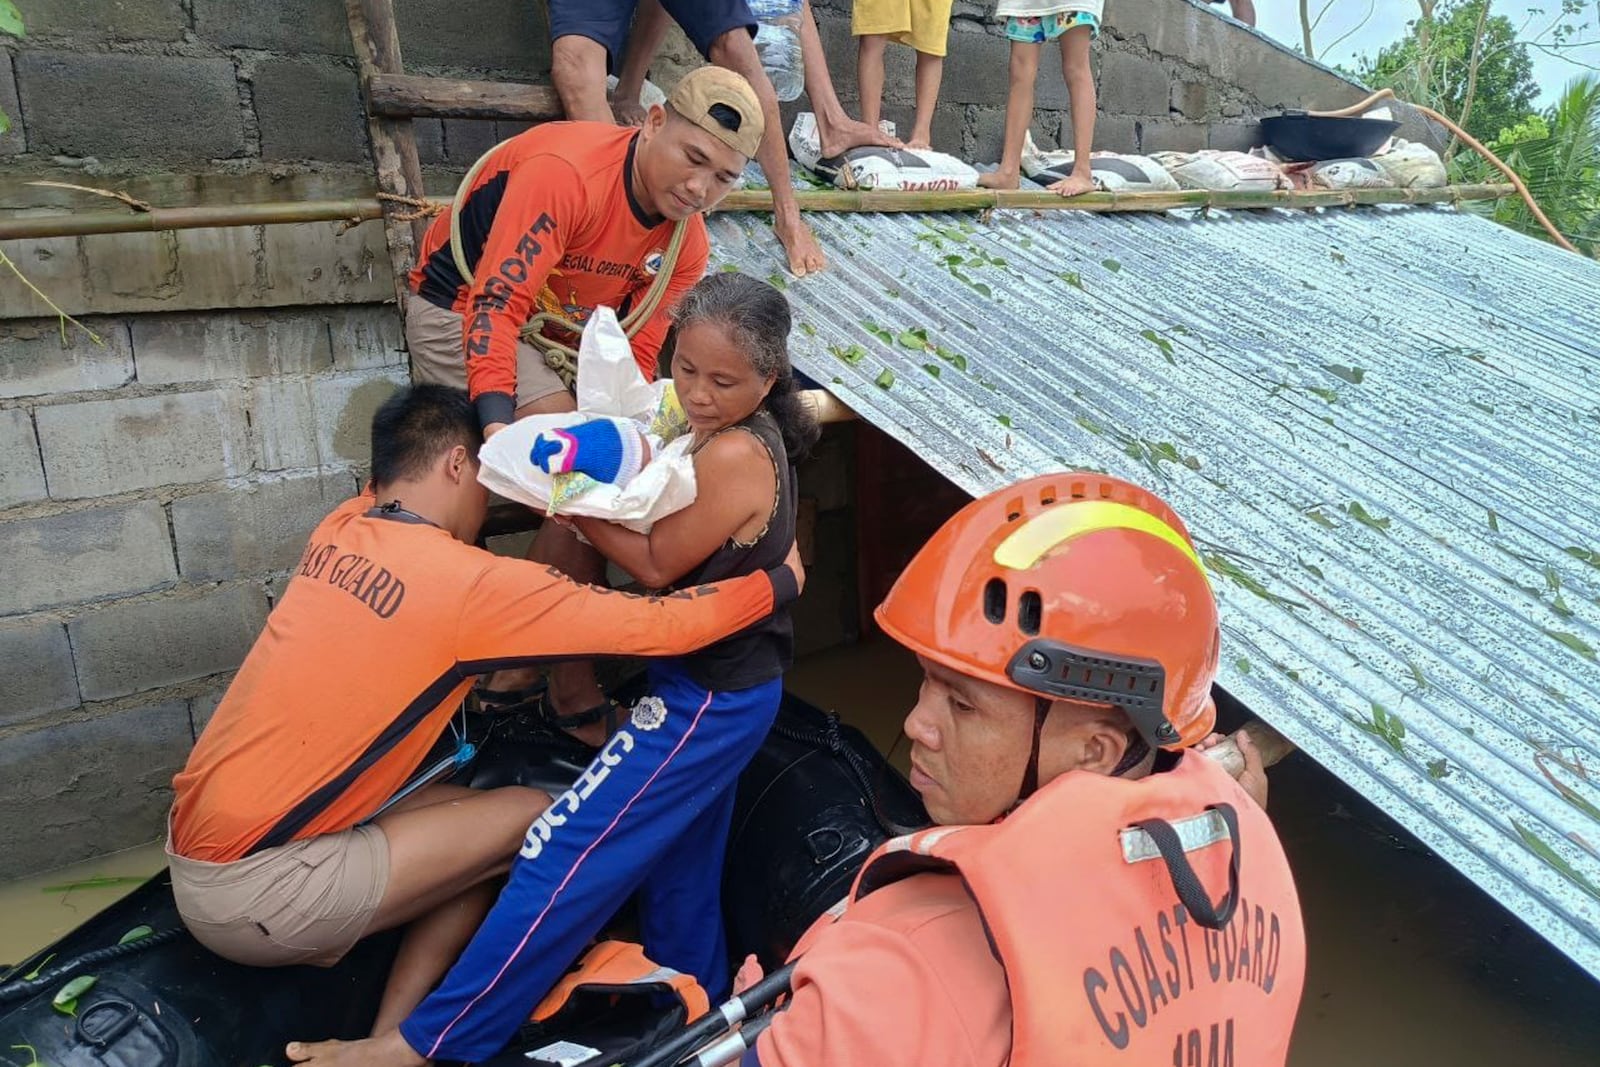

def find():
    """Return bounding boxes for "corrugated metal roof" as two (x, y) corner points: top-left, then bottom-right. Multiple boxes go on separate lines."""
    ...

(707, 204), (1600, 979)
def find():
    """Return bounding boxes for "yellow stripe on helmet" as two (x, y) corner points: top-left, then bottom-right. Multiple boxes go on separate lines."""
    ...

(992, 500), (1205, 575)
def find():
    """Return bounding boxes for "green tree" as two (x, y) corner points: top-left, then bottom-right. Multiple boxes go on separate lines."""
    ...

(1354, 0), (1537, 144)
(1453, 75), (1600, 256)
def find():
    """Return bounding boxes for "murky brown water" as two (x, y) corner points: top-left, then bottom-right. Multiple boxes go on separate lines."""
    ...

(4, 639), (1596, 1064)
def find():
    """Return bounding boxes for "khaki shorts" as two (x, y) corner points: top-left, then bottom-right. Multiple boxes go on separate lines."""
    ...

(405, 295), (571, 408)
(167, 824), (390, 968)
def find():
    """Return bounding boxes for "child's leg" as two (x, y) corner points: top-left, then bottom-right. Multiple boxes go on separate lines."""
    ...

(1049, 23), (1097, 198)
(908, 50), (945, 149)
(976, 39), (1041, 190)
(856, 33), (889, 132)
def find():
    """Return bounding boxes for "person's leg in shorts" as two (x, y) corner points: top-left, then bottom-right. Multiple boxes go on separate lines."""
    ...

(1051, 14), (1099, 197)
(851, 0), (905, 137)
(904, 0), (953, 150)
(548, 0), (638, 122)
(172, 781), (549, 1035)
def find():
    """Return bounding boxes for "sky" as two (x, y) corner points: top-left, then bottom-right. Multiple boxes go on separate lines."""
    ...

(1252, 1), (1600, 107)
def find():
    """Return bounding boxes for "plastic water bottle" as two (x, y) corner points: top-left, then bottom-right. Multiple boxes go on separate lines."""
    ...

(748, 0), (805, 102)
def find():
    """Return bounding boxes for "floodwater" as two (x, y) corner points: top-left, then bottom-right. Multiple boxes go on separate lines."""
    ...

(4, 639), (1597, 1065)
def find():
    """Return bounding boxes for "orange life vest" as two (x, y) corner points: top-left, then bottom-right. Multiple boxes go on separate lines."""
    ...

(848, 753), (1306, 1067)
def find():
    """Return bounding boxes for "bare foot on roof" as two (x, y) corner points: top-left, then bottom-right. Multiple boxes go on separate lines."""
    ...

(816, 114), (901, 157)
(776, 212), (827, 276)
(906, 137), (932, 151)
(978, 169), (1021, 190)
(286, 1032), (425, 1067)
(1047, 172), (1096, 198)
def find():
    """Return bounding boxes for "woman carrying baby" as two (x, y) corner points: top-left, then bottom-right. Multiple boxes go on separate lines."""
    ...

(391, 273), (818, 1046)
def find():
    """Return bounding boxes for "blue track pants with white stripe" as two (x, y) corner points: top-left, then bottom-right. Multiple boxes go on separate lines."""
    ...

(398, 659), (782, 1062)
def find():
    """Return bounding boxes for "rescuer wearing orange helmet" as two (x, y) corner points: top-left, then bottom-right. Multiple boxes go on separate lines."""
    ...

(746, 473), (1307, 1067)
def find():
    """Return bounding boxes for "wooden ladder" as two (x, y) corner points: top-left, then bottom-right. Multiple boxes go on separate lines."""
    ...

(343, 0), (565, 310)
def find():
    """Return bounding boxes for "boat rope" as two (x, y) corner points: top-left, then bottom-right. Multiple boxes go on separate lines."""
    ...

(769, 713), (929, 838)
(0, 926), (186, 1005)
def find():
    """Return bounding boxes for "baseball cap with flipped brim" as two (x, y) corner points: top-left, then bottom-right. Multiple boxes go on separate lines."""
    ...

(667, 66), (765, 159)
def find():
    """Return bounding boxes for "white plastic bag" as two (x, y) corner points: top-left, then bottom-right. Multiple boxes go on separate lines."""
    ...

(1020, 131), (1180, 192)
(476, 308), (698, 533)
(606, 74), (667, 112)
(1273, 156), (1396, 191)
(789, 112), (979, 191)
(1371, 139), (1447, 189)
(1152, 150), (1288, 192)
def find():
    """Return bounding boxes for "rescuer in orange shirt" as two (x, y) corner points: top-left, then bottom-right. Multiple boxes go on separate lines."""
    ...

(742, 474), (1305, 1067)
(167, 383), (802, 1040)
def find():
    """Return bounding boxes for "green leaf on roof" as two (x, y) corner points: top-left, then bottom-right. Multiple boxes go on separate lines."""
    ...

(1306, 386), (1339, 403)
(1405, 658), (1429, 691)
(1564, 546), (1600, 569)
(1059, 271), (1084, 290)
(1351, 702), (1406, 756)
(874, 369), (896, 390)
(1486, 509), (1500, 533)
(719, 263), (740, 273)
(1139, 329), (1176, 365)
(799, 322), (816, 338)
(828, 343), (866, 367)
(922, 363), (941, 378)
(1298, 557), (1324, 581)
(1101, 258), (1122, 273)
(898, 330), (925, 349)
(972, 282), (993, 299)
(861, 321), (894, 344)
(1427, 758), (1452, 780)
(1543, 629), (1596, 661)
(1512, 820), (1600, 902)
(766, 272), (788, 291)
(933, 345), (968, 371)
(1201, 551), (1308, 611)
(1323, 364), (1366, 385)
(1074, 414), (1104, 436)
(1345, 501), (1391, 532)
(996, 414), (1013, 428)
(1304, 509), (1338, 529)
(1234, 656), (1252, 676)
(1470, 400), (1496, 415)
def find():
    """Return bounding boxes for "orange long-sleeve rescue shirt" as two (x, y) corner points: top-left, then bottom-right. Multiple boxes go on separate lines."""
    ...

(409, 122), (710, 429)
(169, 494), (795, 863)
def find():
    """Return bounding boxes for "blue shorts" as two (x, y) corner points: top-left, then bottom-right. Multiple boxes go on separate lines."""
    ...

(549, 0), (757, 70)
(398, 659), (783, 1063)
(1003, 11), (1100, 43)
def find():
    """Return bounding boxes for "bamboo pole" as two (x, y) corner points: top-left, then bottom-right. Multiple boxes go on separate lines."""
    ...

(346, 0), (429, 308)
(714, 182), (1514, 214)
(0, 184), (1515, 242)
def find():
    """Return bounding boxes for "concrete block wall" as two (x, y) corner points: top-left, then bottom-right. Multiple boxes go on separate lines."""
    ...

(0, 306), (407, 878)
(0, 0), (550, 173)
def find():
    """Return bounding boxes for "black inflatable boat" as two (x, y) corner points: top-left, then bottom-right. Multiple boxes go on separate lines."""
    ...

(0, 693), (925, 1067)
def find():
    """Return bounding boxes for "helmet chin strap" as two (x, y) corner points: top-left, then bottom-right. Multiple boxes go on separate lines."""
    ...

(1015, 696), (1052, 805)
(1014, 698), (1152, 809)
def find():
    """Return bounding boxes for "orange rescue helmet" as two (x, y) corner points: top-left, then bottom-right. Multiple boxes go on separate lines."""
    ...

(875, 473), (1220, 750)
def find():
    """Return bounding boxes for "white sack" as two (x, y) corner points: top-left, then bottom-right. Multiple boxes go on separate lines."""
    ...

(1151, 150), (1288, 192)
(789, 112), (979, 191)
(1019, 131), (1180, 192)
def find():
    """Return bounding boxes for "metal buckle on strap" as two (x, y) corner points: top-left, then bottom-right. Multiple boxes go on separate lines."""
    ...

(1120, 809), (1230, 864)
